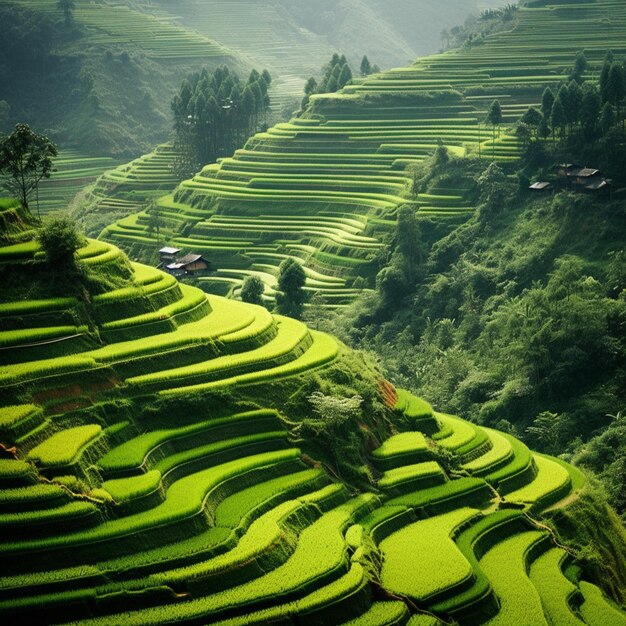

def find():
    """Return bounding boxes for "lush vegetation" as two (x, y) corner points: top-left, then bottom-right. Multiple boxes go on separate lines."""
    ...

(0, 218), (623, 622)
(2, 0), (626, 623)
(171, 66), (272, 178)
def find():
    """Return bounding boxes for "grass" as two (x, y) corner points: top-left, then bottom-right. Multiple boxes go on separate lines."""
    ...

(372, 432), (428, 460)
(379, 507), (479, 601)
(378, 461), (446, 491)
(96, 0), (626, 309)
(1, 449), (302, 556)
(98, 410), (279, 474)
(1, 2), (622, 617)
(27, 425), (103, 467)
(529, 548), (586, 626)
(579, 581), (626, 626)
(505, 454), (572, 512)
(478, 530), (549, 626)
(102, 471), (162, 504)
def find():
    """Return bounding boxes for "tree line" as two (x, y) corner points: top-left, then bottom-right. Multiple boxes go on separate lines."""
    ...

(171, 65), (272, 177)
(301, 53), (378, 110)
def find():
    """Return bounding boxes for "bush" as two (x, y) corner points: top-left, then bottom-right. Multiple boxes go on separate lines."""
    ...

(241, 275), (265, 306)
(37, 217), (84, 268)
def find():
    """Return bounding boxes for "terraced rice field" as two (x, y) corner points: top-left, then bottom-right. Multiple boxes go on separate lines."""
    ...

(9, 150), (120, 218)
(101, 0), (626, 306)
(12, 0), (233, 61)
(83, 144), (183, 225)
(0, 234), (624, 624)
(159, 0), (335, 114)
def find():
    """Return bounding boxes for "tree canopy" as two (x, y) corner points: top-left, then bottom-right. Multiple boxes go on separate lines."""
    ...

(277, 257), (306, 319)
(240, 275), (265, 306)
(0, 123), (57, 215)
(171, 65), (271, 176)
(36, 216), (83, 268)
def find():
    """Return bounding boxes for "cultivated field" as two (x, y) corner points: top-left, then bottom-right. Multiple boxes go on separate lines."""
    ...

(0, 229), (623, 624)
(101, 0), (626, 305)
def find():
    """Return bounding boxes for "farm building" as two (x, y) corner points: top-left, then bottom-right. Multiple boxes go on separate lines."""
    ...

(158, 247), (181, 263)
(166, 253), (210, 277)
(529, 181), (553, 192)
(554, 164), (612, 194)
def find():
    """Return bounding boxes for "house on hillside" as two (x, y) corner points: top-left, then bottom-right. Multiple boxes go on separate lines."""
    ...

(553, 163), (612, 196)
(555, 163), (582, 178)
(165, 253), (210, 277)
(159, 247), (181, 264)
(529, 181), (553, 193)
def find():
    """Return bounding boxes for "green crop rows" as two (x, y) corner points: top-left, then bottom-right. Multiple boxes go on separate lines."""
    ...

(3, 3), (626, 622)
(0, 231), (623, 623)
(95, 0), (626, 307)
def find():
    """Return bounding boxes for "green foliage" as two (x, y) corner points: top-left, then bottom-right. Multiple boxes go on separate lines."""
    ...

(36, 216), (84, 268)
(360, 55), (372, 77)
(301, 53), (355, 109)
(476, 161), (507, 210)
(240, 275), (265, 306)
(307, 391), (363, 429)
(171, 65), (271, 176)
(0, 124), (57, 214)
(56, 0), (75, 26)
(276, 257), (306, 319)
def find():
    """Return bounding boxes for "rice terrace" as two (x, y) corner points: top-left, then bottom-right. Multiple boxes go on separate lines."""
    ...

(0, 1), (625, 625)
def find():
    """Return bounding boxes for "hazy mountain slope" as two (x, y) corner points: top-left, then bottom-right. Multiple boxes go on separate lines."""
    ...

(2, 0), (242, 154)
(366, 0), (509, 57)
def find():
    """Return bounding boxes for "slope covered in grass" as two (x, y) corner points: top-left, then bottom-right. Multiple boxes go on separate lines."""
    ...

(100, 0), (626, 306)
(0, 228), (624, 623)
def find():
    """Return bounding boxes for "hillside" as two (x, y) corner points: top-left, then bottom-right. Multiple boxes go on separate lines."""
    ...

(99, 0), (626, 307)
(155, 0), (506, 101)
(67, 0), (504, 231)
(2, 0), (241, 155)
(0, 221), (625, 623)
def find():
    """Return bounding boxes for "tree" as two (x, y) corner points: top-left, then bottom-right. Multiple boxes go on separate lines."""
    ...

(521, 106), (543, 138)
(440, 29), (451, 50)
(145, 203), (165, 245)
(600, 51), (614, 103)
(376, 264), (408, 310)
(566, 80), (583, 129)
(433, 141), (450, 168)
(307, 391), (363, 429)
(338, 64), (353, 89)
(551, 95), (566, 141)
(240, 275), (265, 306)
(599, 102), (616, 134)
(476, 161), (507, 210)
(396, 204), (423, 280)
(570, 50), (588, 82)
(304, 77), (318, 96)
(360, 55), (372, 77)
(541, 87), (555, 120)
(37, 216), (83, 268)
(525, 411), (565, 455)
(276, 257), (306, 318)
(57, 0), (75, 26)
(580, 83), (601, 139)
(304, 391), (363, 474)
(485, 100), (503, 159)
(171, 65), (270, 174)
(0, 124), (57, 217)
(606, 62), (625, 124)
